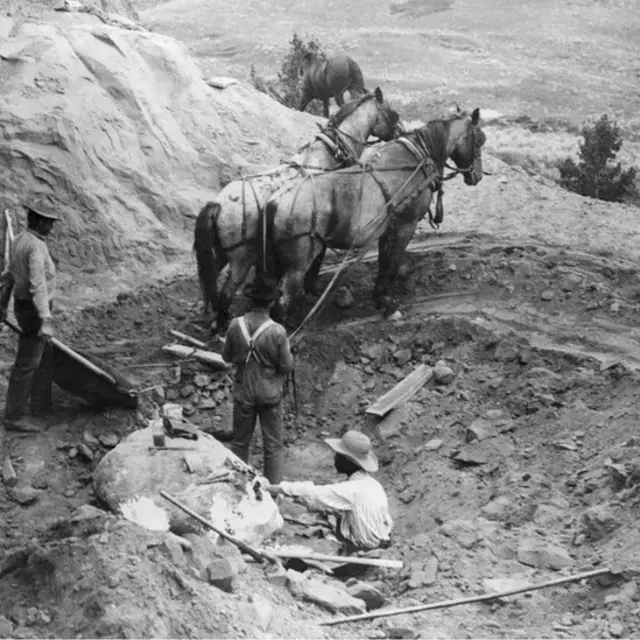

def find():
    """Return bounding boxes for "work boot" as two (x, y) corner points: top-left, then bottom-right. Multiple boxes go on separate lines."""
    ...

(4, 417), (42, 433)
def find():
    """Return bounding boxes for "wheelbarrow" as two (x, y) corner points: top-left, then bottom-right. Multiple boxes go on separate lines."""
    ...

(3, 320), (138, 409)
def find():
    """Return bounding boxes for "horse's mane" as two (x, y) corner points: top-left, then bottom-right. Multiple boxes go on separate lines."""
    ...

(409, 112), (466, 168)
(328, 93), (375, 127)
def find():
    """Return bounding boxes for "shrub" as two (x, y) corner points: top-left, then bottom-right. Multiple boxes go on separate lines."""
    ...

(558, 114), (637, 202)
(250, 33), (325, 116)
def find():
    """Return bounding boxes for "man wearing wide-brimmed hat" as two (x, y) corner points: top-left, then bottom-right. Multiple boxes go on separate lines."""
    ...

(222, 273), (294, 484)
(265, 430), (393, 552)
(1, 199), (60, 433)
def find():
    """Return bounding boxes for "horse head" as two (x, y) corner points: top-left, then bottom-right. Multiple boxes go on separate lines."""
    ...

(370, 87), (400, 142)
(300, 52), (317, 77)
(447, 107), (486, 186)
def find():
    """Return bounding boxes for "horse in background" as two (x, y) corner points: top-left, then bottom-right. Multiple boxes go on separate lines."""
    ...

(300, 53), (366, 118)
(262, 108), (486, 321)
(193, 88), (399, 333)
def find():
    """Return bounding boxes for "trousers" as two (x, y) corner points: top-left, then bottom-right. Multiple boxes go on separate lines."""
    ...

(4, 299), (53, 421)
(231, 399), (283, 484)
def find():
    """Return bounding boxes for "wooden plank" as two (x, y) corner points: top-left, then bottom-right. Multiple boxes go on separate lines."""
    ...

(169, 329), (207, 349)
(366, 364), (433, 417)
(162, 344), (228, 370)
(266, 550), (403, 570)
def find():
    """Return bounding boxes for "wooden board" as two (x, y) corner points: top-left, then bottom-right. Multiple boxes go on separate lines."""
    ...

(366, 364), (433, 417)
(162, 344), (228, 370)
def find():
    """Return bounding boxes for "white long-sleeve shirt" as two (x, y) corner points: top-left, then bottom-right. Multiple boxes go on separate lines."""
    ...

(279, 471), (393, 550)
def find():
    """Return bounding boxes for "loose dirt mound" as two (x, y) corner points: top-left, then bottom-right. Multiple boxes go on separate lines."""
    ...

(0, 11), (318, 308)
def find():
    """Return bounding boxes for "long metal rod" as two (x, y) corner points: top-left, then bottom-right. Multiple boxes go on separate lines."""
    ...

(319, 567), (611, 626)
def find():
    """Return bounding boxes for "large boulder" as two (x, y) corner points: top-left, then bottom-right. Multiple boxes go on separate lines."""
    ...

(93, 426), (284, 547)
(0, 13), (318, 307)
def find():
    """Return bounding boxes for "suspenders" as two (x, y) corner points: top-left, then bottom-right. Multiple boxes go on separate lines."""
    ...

(237, 316), (275, 365)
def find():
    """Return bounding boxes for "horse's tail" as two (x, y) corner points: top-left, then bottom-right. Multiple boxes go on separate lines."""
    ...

(259, 199), (278, 278)
(193, 201), (221, 313)
(348, 57), (366, 95)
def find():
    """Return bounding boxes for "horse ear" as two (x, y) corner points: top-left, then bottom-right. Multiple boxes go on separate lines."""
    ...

(374, 86), (383, 103)
(471, 107), (480, 125)
(456, 104), (461, 113)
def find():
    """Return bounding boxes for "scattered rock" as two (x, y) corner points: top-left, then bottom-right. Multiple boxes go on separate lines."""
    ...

(466, 418), (499, 442)
(194, 374), (212, 388)
(151, 386), (166, 404)
(98, 433), (119, 448)
(433, 360), (455, 385)
(541, 290), (554, 301)
(423, 438), (443, 451)
(83, 430), (100, 447)
(10, 486), (39, 506)
(481, 496), (513, 521)
(577, 505), (620, 541)
(287, 570), (366, 614)
(180, 385), (195, 398)
(206, 557), (237, 593)
(385, 627), (418, 639)
(361, 344), (385, 360)
(452, 443), (488, 465)
(242, 594), (273, 631)
(609, 622), (624, 638)
(0, 615), (13, 638)
(265, 561), (288, 587)
(68, 447), (78, 459)
(346, 580), (387, 611)
(423, 555), (438, 585)
(440, 519), (481, 549)
(483, 576), (531, 602)
(517, 538), (572, 570)
(76, 443), (94, 462)
(336, 286), (354, 309)
(393, 349), (412, 366)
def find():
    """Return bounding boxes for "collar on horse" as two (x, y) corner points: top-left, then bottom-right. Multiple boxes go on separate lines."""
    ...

(396, 134), (445, 229)
(315, 122), (360, 166)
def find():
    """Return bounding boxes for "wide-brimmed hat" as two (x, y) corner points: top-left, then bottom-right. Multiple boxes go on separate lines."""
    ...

(244, 273), (281, 303)
(325, 430), (379, 473)
(23, 197), (61, 221)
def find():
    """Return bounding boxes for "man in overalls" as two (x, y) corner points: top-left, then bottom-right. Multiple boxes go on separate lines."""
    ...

(1, 200), (59, 434)
(222, 274), (294, 484)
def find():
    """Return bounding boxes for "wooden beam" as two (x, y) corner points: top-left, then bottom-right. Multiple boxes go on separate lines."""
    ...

(162, 344), (228, 370)
(264, 550), (403, 570)
(169, 330), (207, 349)
(366, 365), (433, 417)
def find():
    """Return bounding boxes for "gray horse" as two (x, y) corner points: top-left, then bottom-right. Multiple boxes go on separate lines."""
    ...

(299, 53), (366, 118)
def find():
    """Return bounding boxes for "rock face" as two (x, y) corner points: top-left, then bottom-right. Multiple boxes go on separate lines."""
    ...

(93, 426), (283, 546)
(0, 14), (318, 306)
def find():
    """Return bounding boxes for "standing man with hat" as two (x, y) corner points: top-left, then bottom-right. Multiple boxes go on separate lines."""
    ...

(265, 430), (394, 553)
(222, 273), (294, 484)
(1, 199), (60, 433)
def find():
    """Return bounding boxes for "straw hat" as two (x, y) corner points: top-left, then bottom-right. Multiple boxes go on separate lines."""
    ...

(23, 197), (61, 221)
(325, 430), (379, 473)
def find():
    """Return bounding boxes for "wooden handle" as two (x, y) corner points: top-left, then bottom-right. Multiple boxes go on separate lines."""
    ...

(159, 490), (269, 564)
(3, 319), (117, 386)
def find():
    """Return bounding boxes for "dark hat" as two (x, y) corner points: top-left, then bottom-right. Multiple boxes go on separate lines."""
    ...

(23, 197), (61, 221)
(244, 273), (281, 303)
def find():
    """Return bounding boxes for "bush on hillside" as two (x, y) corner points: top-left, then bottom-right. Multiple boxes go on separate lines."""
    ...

(558, 114), (637, 202)
(250, 33), (326, 116)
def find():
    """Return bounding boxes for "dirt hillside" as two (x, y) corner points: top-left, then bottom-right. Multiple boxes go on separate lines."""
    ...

(0, 2), (319, 310)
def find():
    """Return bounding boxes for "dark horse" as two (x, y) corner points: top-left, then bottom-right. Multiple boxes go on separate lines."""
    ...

(299, 53), (366, 118)
(262, 108), (486, 320)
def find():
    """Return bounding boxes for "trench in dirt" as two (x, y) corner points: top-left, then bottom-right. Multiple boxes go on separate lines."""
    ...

(2, 231), (640, 638)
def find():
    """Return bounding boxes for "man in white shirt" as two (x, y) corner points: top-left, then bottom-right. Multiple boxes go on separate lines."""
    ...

(264, 430), (393, 553)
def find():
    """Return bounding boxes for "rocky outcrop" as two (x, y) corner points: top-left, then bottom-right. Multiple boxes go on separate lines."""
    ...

(93, 426), (284, 547)
(0, 13), (318, 306)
